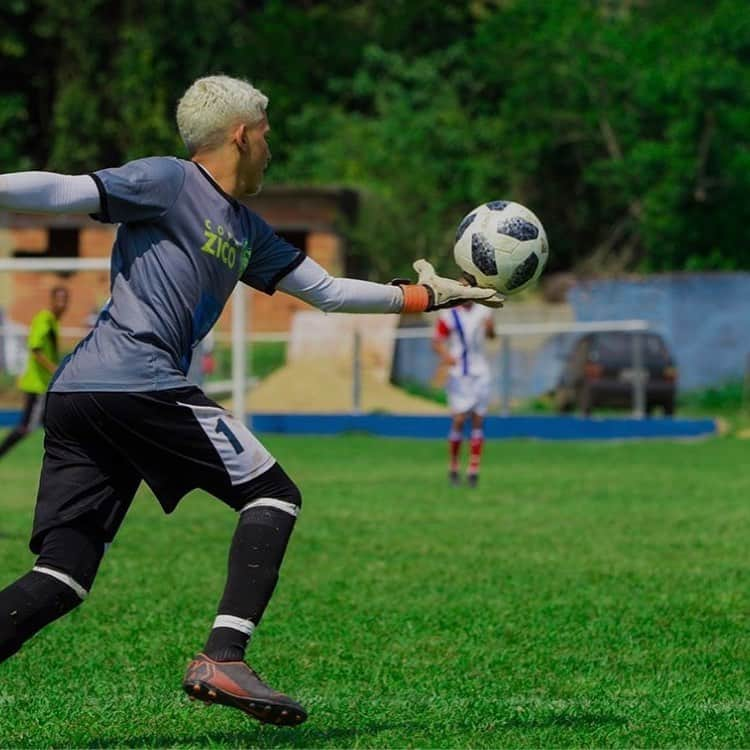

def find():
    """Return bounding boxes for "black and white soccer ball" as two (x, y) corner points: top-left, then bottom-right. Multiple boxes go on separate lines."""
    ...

(453, 201), (549, 295)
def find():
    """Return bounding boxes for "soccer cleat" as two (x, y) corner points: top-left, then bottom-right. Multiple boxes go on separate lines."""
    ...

(183, 653), (307, 726)
(449, 469), (460, 486)
(467, 473), (479, 488)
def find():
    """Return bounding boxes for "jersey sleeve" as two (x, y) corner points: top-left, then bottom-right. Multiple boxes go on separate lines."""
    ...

(27, 311), (52, 351)
(240, 209), (305, 295)
(434, 313), (452, 339)
(89, 157), (186, 224)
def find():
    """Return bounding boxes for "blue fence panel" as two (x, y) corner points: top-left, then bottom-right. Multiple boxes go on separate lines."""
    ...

(393, 273), (750, 397)
(569, 273), (750, 391)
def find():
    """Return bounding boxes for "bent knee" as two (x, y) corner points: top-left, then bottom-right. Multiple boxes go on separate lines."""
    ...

(236, 462), (302, 514)
(279, 477), (302, 509)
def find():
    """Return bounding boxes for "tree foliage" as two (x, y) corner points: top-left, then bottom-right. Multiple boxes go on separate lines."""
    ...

(1, 0), (748, 275)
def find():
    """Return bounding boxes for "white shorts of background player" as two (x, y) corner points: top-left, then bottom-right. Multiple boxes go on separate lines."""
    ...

(446, 373), (491, 416)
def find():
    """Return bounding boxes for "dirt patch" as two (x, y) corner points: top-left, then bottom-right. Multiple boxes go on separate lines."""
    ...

(246, 357), (445, 414)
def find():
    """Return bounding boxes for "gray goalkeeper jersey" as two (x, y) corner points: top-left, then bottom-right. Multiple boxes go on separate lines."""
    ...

(51, 157), (302, 392)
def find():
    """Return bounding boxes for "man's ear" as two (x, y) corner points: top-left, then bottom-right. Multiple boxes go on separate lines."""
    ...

(232, 123), (248, 152)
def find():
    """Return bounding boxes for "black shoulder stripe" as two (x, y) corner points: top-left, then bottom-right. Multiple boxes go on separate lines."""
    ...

(89, 173), (110, 222)
(264, 251), (307, 295)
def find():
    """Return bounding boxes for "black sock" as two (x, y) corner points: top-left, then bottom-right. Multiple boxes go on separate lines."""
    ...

(0, 428), (27, 459)
(204, 504), (297, 662)
(0, 571), (81, 663)
(0, 521), (103, 663)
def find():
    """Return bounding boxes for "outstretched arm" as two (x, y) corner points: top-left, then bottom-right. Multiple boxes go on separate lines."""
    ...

(277, 257), (503, 314)
(0, 172), (100, 214)
(277, 256), (403, 313)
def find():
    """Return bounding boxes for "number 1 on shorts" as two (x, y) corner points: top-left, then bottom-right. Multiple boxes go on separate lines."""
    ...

(216, 418), (245, 455)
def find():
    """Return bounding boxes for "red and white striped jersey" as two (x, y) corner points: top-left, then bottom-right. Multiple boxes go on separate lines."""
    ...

(434, 303), (493, 377)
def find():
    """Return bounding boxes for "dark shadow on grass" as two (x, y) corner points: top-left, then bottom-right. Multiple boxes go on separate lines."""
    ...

(91, 720), (419, 748)
(502, 712), (627, 729)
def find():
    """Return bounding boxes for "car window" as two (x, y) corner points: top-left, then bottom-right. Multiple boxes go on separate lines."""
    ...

(590, 334), (630, 360)
(589, 333), (670, 364)
(644, 334), (669, 359)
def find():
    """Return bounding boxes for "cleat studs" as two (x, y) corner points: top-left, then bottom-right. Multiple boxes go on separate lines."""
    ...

(192, 684), (201, 694)
(207, 689), (217, 699)
(281, 710), (289, 717)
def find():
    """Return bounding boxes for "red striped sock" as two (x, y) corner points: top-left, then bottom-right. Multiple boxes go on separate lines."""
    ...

(468, 429), (484, 475)
(449, 430), (462, 472)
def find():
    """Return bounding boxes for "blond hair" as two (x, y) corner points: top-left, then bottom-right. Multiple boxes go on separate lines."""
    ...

(176, 75), (268, 155)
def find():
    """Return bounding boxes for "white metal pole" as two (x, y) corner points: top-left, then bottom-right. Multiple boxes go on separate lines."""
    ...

(631, 331), (646, 419)
(231, 284), (247, 426)
(501, 335), (511, 417)
(352, 329), (362, 415)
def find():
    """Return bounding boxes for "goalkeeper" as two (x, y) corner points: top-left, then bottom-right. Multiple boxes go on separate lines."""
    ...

(0, 75), (502, 728)
(0, 286), (68, 459)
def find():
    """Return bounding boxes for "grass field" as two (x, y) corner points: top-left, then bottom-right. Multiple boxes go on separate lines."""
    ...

(1, 431), (750, 748)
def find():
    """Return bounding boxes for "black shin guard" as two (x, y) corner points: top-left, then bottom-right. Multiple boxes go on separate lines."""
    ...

(205, 465), (301, 662)
(0, 572), (81, 662)
(0, 521), (104, 664)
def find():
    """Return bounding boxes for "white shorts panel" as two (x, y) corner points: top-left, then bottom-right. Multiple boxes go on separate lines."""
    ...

(178, 402), (275, 486)
(446, 374), (491, 416)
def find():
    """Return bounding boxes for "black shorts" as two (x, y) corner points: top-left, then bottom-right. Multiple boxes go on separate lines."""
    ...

(31, 387), (276, 553)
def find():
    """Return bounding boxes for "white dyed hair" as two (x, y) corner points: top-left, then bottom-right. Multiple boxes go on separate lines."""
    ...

(176, 75), (269, 155)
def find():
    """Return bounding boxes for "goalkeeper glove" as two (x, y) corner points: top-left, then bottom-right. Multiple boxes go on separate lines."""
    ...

(393, 259), (504, 312)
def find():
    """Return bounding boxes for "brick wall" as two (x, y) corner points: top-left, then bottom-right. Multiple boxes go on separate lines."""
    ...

(3, 191), (347, 334)
(7, 225), (114, 330)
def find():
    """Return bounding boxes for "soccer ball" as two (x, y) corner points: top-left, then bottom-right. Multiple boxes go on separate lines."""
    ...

(453, 200), (549, 295)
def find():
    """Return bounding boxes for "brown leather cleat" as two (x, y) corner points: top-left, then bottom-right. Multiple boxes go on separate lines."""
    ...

(183, 653), (307, 726)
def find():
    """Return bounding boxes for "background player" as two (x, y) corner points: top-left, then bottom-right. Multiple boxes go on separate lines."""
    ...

(433, 300), (496, 486)
(0, 75), (502, 728)
(0, 286), (68, 459)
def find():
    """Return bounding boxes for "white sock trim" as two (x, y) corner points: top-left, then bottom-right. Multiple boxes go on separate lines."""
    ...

(239, 497), (300, 517)
(213, 614), (256, 637)
(32, 566), (88, 600)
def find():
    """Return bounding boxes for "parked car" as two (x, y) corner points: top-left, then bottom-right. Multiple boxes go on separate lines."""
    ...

(554, 331), (677, 416)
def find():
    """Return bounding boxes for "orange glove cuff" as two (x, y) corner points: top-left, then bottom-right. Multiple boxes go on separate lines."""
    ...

(400, 284), (431, 313)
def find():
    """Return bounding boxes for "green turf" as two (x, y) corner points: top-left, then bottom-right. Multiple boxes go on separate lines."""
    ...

(1, 432), (750, 748)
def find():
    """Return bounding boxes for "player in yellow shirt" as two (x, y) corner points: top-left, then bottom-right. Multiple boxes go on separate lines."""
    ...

(0, 287), (69, 458)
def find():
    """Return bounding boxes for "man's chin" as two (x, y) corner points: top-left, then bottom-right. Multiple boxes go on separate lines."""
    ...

(243, 173), (265, 197)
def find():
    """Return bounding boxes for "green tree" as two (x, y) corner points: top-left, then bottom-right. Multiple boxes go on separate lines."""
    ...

(0, 0), (748, 274)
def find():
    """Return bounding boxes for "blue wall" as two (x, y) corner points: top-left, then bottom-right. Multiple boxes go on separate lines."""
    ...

(569, 273), (750, 391)
(0, 409), (716, 441)
(250, 413), (716, 440)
